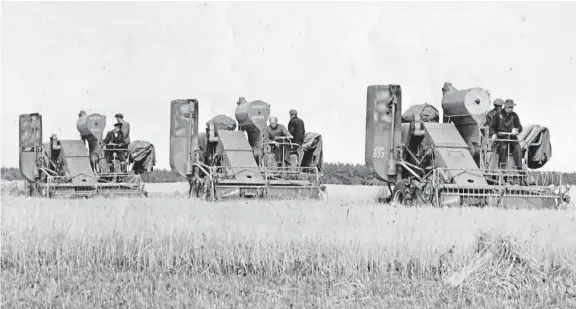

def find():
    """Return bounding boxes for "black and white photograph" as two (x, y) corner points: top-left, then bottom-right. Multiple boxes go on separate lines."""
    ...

(1, 1), (576, 308)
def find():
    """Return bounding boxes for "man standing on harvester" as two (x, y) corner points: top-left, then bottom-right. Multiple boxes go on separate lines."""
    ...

(484, 98), (504, 128)
(263, 117), (293, 167)
(288, 109), (305, 146)
(489, 99), (523, 171)
(103, 122), (128, 171)
(482, 98), (504, 141)
(115, 113), (131, 145)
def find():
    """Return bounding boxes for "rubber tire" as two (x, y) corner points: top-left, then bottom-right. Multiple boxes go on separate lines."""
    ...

(391, 181), (407, 205)
(192, 179), (203, 198)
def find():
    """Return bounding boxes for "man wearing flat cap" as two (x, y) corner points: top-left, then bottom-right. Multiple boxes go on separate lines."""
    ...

(114, 113), (131, 145)
(483, 99), (504, 140)
(489, 99), (523, 170)
(484, 98), (504, 128)
(288, 109), (305, 146)
(103, 122), (128, 168)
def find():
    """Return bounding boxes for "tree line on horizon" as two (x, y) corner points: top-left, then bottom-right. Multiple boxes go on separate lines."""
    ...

(2, 164), (576, 185)
(0, 163), (382, 185)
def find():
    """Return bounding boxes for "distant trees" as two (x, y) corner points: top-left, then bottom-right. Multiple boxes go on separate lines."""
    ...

(2, 165), (576, 185)
(320, 163), (382, 185)
(1, 168), (23, 181)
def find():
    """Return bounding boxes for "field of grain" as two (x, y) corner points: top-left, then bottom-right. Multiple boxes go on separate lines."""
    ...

(144, 182), (386, 203)
(2, 189), (576, 308)
(3, 180), (576, 206)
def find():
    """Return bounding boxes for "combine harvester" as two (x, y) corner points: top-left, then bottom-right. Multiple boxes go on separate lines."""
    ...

(18, 112), (154, 198)
(169, 98), (326, 201)
(365, 82), (570, 209)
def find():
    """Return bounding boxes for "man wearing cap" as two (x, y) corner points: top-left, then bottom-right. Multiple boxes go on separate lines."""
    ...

(103, 122), (128, 168)
(484, 99), (504, 128)
(263, 117), (293, 167)
(115, 113), (131, 145)
(489, 99), (523, 170)
(288, 109), (305, 146)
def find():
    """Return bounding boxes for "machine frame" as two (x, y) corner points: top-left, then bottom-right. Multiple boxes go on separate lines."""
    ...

(19, 112), (148, 199)
(169, 99), (326, 201)
(365, 83), (568, 209)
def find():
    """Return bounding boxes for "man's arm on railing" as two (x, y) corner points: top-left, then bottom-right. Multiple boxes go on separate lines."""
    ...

(280, 125), (293, 140)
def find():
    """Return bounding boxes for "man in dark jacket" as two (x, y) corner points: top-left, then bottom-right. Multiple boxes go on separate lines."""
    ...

(489, 99), (523, 170)
(103, 122), (128, 163)
(288, 109), (305, 146)
(484, 98), (504, 127)
(115, 113), (131, 145)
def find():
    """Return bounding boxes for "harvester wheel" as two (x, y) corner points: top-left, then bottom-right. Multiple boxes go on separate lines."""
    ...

(415, 182), (434, 205)
(189, 178), (203, 198)
(187, 179), (194, 198)
(194, 181), (202, 198)
(319, 185), (328, 201)
(38, 186), (49, 198)
(391, 181), (410, 206)
(27, 183), (36, 197)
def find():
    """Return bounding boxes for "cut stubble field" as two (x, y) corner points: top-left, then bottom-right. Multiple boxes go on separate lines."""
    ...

(1, 184), (576, 309)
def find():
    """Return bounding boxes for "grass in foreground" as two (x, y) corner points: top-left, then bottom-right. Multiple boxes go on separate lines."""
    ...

(1, 196), (576, 308)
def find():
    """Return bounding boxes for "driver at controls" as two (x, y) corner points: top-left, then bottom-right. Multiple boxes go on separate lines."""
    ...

(103, 122), (128, 168)
(263, 117), (293, 167)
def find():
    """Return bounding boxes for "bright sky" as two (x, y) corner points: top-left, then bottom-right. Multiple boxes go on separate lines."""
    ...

(2, 2), (575, 172)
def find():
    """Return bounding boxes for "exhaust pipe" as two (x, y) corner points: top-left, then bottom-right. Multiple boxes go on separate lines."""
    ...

(387, 90), (397, 176)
